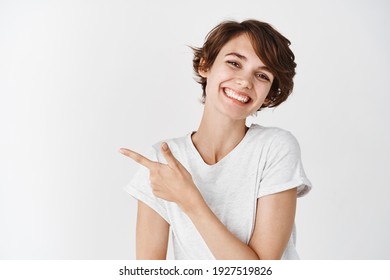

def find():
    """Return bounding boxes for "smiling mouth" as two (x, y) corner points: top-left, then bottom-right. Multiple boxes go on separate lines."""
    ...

(223, 88), (251, 104)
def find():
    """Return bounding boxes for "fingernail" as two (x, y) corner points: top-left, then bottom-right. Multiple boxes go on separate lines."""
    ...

(162, 142), (168, 151)
(118, 149), (125, 154)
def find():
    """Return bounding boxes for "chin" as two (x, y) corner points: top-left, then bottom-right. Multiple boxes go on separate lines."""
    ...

(223, 111), (250, 121)
(221, 106), (256, 120)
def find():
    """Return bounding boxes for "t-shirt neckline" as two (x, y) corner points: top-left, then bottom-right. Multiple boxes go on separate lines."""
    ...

(186, 123), (256, 168)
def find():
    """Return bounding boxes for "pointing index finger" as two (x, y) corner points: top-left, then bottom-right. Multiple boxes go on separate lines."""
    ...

(119, 148), (157, 170)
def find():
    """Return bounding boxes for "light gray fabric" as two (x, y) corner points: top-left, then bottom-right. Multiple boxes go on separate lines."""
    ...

(124, 124), (312, 259)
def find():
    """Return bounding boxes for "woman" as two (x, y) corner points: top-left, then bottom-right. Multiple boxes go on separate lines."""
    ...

(119, 19), (312, 260)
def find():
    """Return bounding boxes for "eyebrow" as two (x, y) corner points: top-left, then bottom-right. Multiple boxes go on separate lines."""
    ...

(225, 52), (272, 73)
(225, 52), (247, 61)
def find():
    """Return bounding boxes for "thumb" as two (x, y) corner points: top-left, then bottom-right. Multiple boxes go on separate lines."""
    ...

(161, 142), (178, 168)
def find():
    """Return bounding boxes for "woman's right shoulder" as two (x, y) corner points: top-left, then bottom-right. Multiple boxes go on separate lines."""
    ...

(151, 134), (187, 149)
(149, 133), (190, 159)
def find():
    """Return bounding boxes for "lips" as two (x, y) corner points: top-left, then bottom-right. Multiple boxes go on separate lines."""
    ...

(223, 88), (252, 104)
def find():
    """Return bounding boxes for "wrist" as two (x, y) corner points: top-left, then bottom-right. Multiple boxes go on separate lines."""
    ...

(178, 187), (206, 215)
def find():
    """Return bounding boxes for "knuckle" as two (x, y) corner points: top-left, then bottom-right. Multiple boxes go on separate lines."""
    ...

(149, 167), (158, 175)
(150, 163), (159, 172)
(151, 179), (158, 185)
(149, 174), (157, 183)
(150, 182), (157, 190)
(151, 187), (160, 197)
(133, 154), (142, 162)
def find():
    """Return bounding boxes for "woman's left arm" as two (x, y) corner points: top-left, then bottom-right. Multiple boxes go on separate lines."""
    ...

(181, 186), (297, 260)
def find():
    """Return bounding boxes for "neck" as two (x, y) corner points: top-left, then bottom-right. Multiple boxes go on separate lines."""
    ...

(191, 108), (249, 165)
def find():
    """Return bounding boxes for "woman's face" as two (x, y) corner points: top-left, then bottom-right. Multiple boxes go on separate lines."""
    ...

(200, 33), (274, 121)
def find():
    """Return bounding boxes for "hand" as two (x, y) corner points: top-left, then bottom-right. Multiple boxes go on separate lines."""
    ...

(119, 142), (201, 210)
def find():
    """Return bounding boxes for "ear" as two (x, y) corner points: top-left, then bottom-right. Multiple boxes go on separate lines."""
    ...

(263, 98), (271, 106)
(198, 58), (208, 78)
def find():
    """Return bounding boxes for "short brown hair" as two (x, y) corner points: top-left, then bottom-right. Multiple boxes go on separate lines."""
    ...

(192, 20), (297, 110)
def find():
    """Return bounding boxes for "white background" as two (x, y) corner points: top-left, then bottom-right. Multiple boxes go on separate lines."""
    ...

(0, 0), (389, 259)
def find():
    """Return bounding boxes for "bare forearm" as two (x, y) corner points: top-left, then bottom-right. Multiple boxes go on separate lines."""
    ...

(180, 196), (260, 260)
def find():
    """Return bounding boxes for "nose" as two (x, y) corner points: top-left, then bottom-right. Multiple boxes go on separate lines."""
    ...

(235, 76), (252, 89)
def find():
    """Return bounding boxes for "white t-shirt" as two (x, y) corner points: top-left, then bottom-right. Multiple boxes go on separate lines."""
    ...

(124, 124), (312, 259)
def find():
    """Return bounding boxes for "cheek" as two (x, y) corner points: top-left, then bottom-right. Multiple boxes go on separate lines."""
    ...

(255, 83), (272, 96)
(206, 72), (224, 89)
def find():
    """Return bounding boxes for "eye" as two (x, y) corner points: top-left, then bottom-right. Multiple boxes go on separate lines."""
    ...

(227, 60), (240, 68)
(256, 72), (270, 82)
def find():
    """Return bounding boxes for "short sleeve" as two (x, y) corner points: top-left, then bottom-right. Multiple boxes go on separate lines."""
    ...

(123, 147), (170, 223)
(258, 130), (312, 198)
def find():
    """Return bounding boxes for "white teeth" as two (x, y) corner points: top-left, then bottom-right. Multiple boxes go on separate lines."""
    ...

(223, 88), (250, 103)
